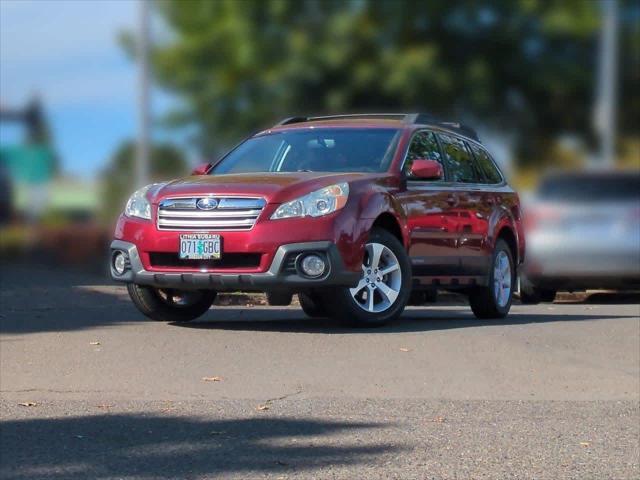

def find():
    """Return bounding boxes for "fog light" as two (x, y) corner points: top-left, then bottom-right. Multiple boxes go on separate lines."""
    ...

(300, 254), (326, 278)
(113, 251), (127, 275)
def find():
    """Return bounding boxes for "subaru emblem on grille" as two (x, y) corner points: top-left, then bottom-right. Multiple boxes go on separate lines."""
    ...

(196, 197), (218, 210)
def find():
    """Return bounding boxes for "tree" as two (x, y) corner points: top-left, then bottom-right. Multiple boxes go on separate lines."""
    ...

(101, 141), (187, 222)
(143, 0), (635, 165)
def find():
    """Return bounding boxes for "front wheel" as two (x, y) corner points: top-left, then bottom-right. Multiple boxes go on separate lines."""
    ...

(127, 284), (216, 322)
(322, 228), (412, 327)
(469, 239), (515, 319)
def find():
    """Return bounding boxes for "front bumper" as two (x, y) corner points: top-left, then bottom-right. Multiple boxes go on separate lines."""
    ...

(110, 240), (360, 291)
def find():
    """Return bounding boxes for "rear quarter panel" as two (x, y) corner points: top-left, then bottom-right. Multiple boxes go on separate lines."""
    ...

(488, 187), (525, 264)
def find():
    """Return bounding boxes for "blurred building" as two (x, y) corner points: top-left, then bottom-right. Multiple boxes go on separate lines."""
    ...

(0, 98), (99, 224)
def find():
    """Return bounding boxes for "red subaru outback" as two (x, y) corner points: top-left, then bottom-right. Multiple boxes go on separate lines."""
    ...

(111, 114), (524, 327)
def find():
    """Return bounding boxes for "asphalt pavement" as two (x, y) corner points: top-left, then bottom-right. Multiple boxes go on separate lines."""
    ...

(1, 263), (639, 479)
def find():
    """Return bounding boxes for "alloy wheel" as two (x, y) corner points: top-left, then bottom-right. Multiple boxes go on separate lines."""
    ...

(493, 251), (512, 307)
(349, 242), (402, 313)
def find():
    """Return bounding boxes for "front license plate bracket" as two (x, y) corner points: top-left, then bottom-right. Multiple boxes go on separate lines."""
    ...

(179, 234), (221, 260)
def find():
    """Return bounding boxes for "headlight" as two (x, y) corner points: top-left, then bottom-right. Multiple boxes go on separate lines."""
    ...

(271, 183), (349, 220)
(125, 185), (152, 220)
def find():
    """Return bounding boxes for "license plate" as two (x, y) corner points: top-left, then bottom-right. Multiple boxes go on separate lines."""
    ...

(179, 234), (221, 259)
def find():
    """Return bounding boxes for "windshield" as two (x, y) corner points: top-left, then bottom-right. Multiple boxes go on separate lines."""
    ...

(537, 173), (640, 202)
(211, 128), (400, 174)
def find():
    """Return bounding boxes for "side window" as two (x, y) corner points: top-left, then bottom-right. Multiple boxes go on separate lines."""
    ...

(438, 134), (480, 183)
(404, 131), (443, 179)
(470, 144), (502, 184)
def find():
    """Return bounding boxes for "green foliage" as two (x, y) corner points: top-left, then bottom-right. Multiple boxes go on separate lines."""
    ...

(144, 0), (634, 164)
(100, 141), (187, 222)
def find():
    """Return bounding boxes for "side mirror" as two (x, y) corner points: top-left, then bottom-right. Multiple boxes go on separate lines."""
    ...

(410, 159), (443, 180)
(191, 162), (212, 175)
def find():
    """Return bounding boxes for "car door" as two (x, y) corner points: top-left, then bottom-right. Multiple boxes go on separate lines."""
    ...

(467, 141), (509, 266)
(437, 133), (490, 277)
(397, 130), (460, 277)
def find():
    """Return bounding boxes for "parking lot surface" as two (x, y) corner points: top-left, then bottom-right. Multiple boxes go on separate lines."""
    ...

(1, 264), (639, 479)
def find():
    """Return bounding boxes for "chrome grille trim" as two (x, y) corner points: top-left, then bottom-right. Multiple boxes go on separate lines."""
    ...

(159, 209), (263, 218)
(157, 196), (266, 231)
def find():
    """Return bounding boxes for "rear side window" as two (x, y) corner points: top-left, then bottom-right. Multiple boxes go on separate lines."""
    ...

(470, 144), (503, 184)
(438, 134), (480, 183)
(404, 131), (443, 179)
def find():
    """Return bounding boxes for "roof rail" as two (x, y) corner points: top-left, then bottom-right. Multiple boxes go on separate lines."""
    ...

(404, 113), (480, 141)
(276, 116), (309, 126)
(276, 113), (406, 126)
(275, 113), (480, 142)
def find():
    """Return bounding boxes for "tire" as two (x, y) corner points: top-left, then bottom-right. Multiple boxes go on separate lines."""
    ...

(423, 289), (438, 303)
(469, 239), (515, 319)
(519, 274), (556, 304)
(298, 291), (328, 318)
(266, 291), (293, 306)
(518, 288), (541, 305)
(127, 284), (216, 322)
(322, 228), (412, 327)
(537, 289), (557, 303)
(520, 288), (556, 304)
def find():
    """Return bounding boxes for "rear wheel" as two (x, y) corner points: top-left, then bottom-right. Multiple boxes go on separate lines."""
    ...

(127, 284), (216, 322)
(537, 289), (557, 303)
(519, 274), (557, 304)
(469, 239), (515, 319)
(323, 228), (411, 327)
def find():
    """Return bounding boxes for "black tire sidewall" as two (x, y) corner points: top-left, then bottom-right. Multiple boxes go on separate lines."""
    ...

(299, 291), (327, 317)
(127, 284), (216, 322)
(536, 288), (557, 303)
(519, 272), (556, 304)
(518, 272), (540, 304)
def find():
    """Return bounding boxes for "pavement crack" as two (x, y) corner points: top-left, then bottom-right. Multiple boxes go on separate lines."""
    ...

(260, 387), (304, 408)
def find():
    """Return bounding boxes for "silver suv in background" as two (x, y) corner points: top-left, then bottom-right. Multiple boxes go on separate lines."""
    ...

(520, 170), (640, 303)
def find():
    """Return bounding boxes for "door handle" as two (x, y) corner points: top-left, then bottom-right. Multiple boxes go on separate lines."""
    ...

(446, 194), (457, 206)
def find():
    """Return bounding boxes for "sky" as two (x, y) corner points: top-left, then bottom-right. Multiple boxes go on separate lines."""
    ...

(0, 0), (176, 179)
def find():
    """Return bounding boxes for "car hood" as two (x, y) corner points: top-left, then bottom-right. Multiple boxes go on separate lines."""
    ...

(150, 171), (387, 204)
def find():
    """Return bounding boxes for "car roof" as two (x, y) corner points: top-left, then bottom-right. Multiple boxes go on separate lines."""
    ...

(265, 113), (482, 143)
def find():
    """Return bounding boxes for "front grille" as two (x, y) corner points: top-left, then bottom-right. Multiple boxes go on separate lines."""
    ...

(157, 196), (266, 231)
(149, 252), (262, 269)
